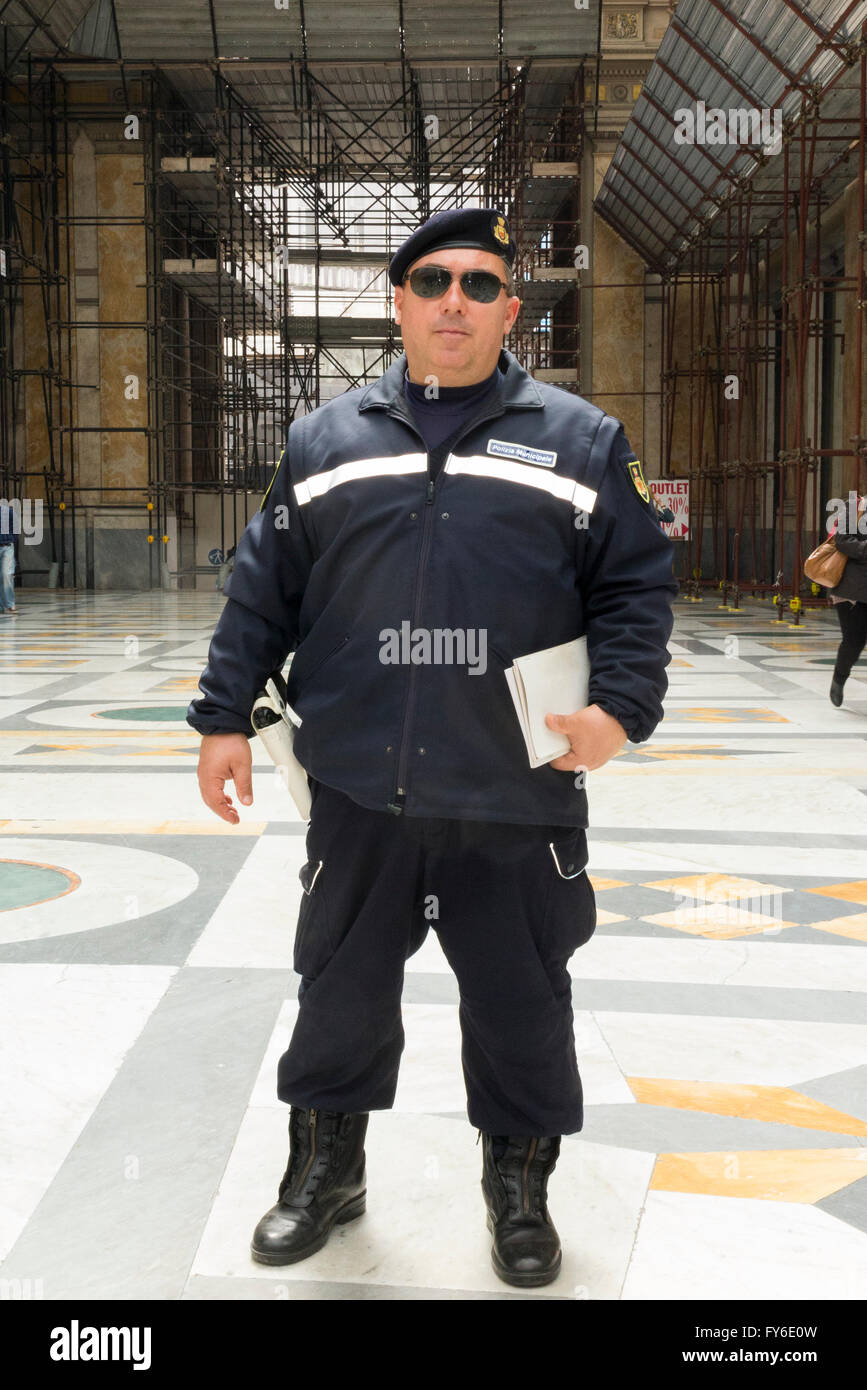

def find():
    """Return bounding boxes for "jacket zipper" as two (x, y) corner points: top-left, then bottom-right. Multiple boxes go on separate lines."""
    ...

(522, 1136), (538, 1214)
(385, 392), (509, 815)
(390, 470), (437, 810)
(296, 1107), (318, 1189)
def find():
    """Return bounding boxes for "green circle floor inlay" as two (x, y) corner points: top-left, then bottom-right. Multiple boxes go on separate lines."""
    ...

(0, 861), (75, 910)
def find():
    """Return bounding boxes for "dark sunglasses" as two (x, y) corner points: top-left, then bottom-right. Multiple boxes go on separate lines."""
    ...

(403, 265), (509, 303)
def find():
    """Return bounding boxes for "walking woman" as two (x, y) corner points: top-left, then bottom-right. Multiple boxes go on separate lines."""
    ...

(0, 516), (17, 615)
(829, 494), (867, 706)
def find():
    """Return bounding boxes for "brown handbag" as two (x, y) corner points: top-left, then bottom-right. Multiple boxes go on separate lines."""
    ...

(804, 536), (847, 587)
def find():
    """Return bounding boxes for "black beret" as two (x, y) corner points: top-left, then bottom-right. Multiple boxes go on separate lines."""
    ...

(389, 207), (516, 286)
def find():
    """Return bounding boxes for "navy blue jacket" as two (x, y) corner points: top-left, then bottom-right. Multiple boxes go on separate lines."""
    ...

(187, 349), (677, 826)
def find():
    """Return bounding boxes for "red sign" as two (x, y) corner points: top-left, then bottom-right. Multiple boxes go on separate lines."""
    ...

(649, 479), (689, 538)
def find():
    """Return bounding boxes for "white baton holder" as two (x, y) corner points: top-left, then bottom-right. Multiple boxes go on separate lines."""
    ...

(251, 677), (313, 822)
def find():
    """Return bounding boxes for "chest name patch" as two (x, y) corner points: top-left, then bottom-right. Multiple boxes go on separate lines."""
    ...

(487, 439), (557, 468)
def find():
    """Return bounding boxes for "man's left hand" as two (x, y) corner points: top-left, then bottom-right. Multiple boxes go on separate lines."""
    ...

(544, 704), (628, 773)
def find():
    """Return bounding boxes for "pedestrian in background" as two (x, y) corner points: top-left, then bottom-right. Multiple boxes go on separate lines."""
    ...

(0, 514), (18, 615)
(829, 493), (867, 706)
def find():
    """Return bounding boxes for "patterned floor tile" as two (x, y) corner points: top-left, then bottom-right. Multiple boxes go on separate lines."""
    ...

(1, 592), (866, 1300)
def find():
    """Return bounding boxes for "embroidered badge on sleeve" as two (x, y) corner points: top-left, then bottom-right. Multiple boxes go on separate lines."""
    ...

(625, 458), (651, 506)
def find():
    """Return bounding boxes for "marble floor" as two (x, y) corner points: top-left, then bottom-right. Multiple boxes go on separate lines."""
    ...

(1, 590), (866, 1301)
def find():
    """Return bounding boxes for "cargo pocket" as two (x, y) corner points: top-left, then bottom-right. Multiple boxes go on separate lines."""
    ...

(293, 855), (332, 978)
(539, 827), (597, 958)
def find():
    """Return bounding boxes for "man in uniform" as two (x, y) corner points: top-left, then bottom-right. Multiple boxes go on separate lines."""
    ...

(188, 208), (677, 1289)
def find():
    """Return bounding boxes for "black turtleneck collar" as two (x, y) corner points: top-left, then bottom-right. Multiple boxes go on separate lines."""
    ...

(402, 363), (502, 456)
(404, 363), (501, 410)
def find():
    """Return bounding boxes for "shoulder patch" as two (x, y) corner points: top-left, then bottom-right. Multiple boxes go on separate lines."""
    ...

(624, 457), (652, 506)
(259, 447), (285, 514)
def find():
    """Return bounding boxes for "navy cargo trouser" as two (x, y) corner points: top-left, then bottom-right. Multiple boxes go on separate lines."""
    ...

(276, 777), (597, 1136)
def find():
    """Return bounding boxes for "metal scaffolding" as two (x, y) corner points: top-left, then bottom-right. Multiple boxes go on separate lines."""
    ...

(509, 68), (586, 388)
(0, 49), (74, 586)
(596, 0), (867, 623)
(0, 0), (597, 588)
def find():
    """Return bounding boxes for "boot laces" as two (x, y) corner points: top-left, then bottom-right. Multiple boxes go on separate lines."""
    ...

(490, 1136), (559, 1218)
(281, 1109), (345, 1200)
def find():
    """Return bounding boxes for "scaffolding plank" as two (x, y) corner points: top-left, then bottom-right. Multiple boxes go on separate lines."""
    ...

(531, 162), (580, 177)
(516, 279), (575, 328)
(161, 259), (281, 327)
(532, 267), (579, 281)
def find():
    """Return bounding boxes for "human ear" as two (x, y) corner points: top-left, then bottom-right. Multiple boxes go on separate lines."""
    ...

(504, 295), (520, 332)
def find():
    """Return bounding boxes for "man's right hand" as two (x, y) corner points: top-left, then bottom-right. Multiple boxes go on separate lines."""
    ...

(197, 732), (254, 824)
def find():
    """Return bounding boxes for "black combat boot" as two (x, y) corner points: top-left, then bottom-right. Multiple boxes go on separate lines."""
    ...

(480, 1131), (562, 1287)
(830, 675), (845, 707)
(250, 1106), (368, 1265)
